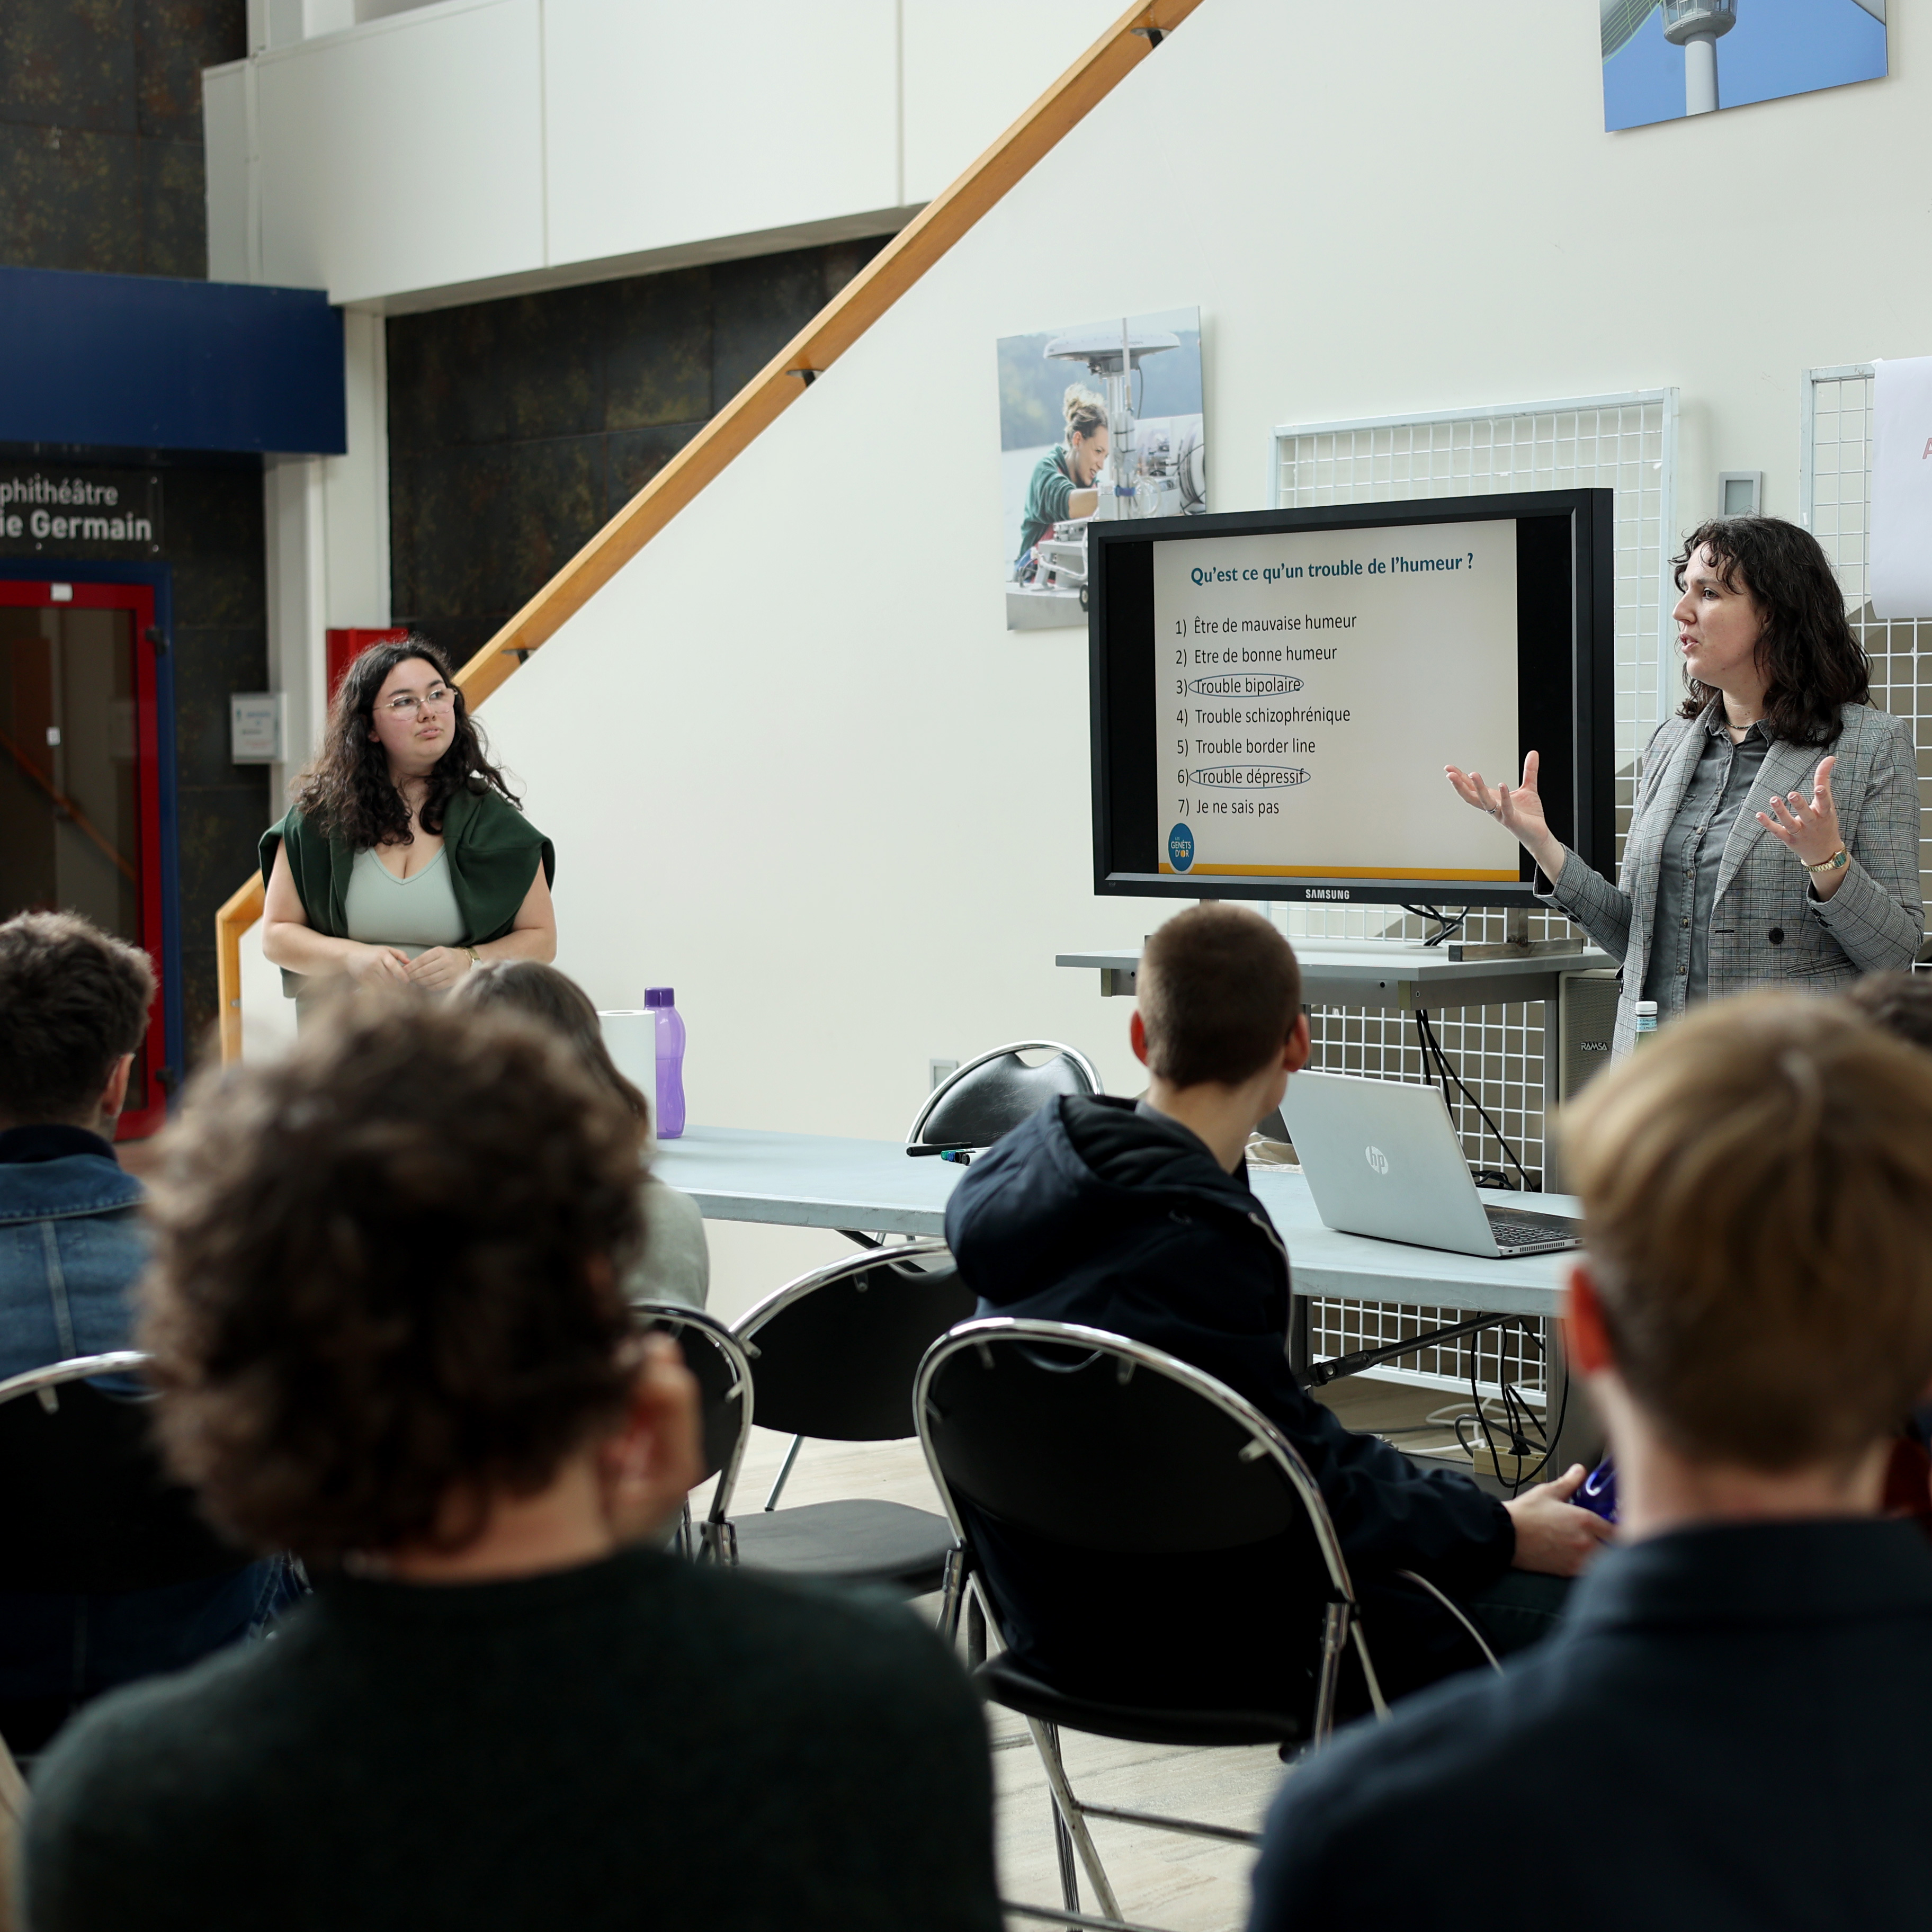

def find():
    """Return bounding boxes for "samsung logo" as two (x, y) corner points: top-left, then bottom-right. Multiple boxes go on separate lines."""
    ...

(1305, 888), (1351, 901)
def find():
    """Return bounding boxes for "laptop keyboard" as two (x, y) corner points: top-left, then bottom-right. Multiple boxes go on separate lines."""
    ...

(1484, 1210), (1581, 1248)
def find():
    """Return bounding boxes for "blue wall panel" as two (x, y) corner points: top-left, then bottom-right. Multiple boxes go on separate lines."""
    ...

(0, 267), (345, 456)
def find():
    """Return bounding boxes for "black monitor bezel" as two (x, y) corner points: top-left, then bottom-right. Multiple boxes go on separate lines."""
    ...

(1088, 488), (1616, 910)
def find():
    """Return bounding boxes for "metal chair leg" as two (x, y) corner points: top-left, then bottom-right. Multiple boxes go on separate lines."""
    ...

(1028, 1718), (1122, 1924)
(1311, 1600), (1349, 1745)
(936, 1546), (967, 1644)
(762, 1433), (805, 1510)
(1052, 1793), (1081, 1915)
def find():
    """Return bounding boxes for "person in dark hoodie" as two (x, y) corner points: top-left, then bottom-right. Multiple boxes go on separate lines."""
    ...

(944, 904), (1609, 1711)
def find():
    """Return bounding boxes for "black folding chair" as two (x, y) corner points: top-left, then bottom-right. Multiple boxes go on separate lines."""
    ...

(715, 1241), (973, 1592)
(906, 1041), (1102, 1155)
(631, 1303), (754, 1562)
(916, 1318), (1390, 1932)
(0, 1352), (258, 1754)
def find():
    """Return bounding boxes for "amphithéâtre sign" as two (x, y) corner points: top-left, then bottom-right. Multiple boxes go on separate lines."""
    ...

(0, 468), (163, 558)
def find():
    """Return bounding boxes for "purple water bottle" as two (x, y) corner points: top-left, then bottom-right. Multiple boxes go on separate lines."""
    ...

(645, 987), (686, 1139)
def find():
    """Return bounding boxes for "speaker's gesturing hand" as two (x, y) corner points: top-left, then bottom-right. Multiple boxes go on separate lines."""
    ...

(1444, 751), (1566, 881)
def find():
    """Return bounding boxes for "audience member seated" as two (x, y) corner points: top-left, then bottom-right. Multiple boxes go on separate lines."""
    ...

(1249, 990), (1932, 1932)
(1844, 967), (1932, 1507)
(0, 912), (290, 1755)
(21, 999), (998, 1932)
(1846, 966), (1932, 1052)
(452, 960), (709, 1307)
(945, 904), (1606, 1711)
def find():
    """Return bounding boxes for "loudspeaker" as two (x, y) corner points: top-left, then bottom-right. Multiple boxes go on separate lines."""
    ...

(1557, 971), (1620, 1101)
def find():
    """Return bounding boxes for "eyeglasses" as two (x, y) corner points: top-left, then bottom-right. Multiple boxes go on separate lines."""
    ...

(380, 685), (455, 719)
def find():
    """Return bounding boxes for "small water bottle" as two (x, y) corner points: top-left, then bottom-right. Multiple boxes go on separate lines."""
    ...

(645, 987), (686, 1139)
(1633, 999), (1659, 1044)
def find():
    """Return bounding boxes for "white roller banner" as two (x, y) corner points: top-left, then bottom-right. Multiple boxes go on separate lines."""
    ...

(1870, 355), (1932, 620)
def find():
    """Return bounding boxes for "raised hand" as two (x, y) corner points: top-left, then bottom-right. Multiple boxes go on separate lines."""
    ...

(1444, 750), (1566, 879)
(1757, 755), (1847, 895)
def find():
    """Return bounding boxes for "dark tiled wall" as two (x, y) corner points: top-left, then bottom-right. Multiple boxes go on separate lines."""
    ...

(388, 239), (888, 665)
(0, 4), (261, 1070)
(0, 448), (267, 1069)
(0, 1), (244, 279)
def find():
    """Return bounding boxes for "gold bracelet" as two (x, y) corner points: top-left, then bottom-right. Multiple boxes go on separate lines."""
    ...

(464, 945), (480, 964)
(1802, 848), (1848, 874)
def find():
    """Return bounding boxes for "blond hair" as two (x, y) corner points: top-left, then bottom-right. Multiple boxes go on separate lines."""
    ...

(1063, 384), (1107, 442)
(1556, 990), (1932, 1471)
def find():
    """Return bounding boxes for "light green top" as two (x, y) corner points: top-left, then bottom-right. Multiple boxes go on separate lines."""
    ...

(343, 846), (467, 959)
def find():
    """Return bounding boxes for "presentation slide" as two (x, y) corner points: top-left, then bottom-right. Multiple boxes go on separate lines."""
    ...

(1152, 518), (1521, 881)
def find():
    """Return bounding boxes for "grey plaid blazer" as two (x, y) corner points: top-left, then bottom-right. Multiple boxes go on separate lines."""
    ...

(1539, 700), (1924, 1057)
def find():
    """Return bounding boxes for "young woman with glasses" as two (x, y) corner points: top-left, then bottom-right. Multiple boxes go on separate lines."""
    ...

(260, 637), (555, 1009)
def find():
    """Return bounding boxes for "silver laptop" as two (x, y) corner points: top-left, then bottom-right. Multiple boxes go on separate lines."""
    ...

(1281, 1071), (1581, 1258)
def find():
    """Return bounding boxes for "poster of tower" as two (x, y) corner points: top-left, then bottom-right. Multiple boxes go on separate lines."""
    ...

(998, 308), (1206, 632)
(1602, 0), (1886, 131)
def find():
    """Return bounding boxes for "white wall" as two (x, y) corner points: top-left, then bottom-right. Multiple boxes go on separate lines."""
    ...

(262, 311), (392, 811)
(444, 0), (1927, 1307)
(206, 0), (1124, 309)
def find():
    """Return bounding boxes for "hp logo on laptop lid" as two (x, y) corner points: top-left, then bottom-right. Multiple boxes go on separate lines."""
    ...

(1365, 1145), (1389, 1176)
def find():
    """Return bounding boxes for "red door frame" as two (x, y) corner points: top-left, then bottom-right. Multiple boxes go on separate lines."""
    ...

(0, 579), (167, 1138)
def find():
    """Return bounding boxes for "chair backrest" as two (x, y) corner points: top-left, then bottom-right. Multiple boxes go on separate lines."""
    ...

(631, 1303), (753, 1500)
(915, 1320), (1351, 1579)
(732, 1240), (973, 1443)
(906, 1041), (1102, 1149)
(0, 1354), (252, 1595)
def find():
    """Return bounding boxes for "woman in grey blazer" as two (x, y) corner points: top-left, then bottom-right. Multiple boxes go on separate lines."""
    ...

(1448, 517), (1922, 1058)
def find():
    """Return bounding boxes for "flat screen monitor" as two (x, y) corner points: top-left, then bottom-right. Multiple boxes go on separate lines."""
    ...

(1089, 489), (1615, 909)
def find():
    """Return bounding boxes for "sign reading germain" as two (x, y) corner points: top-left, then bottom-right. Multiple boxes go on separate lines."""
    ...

(0, 468), (162, 557)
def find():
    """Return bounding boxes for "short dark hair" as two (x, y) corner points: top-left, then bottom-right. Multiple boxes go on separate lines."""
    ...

(1138, 905), (1303, 1088)
(1557, 991), (1932, 1472)
(138, 1000), (647, 1562)
(1672, 516), (1870, 749)
(0, 911), (154, 1124)
(451, 960), (648, 1123)
(1845, 971), (1932, 1056)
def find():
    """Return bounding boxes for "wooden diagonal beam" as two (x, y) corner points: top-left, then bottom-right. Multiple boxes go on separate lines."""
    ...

(451, 0), (1203, 703)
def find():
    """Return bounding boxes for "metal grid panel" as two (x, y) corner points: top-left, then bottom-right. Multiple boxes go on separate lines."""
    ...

(1268, 392), (1680, 1396)
(1802, 367), (1932, 924)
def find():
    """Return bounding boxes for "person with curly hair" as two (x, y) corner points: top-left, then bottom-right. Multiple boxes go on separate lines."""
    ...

(451, 960), (711, 1309)
(1447, 516), (1921, 1057)
(259, 636), (555, 1007)
(16, 999), (1000, 1932)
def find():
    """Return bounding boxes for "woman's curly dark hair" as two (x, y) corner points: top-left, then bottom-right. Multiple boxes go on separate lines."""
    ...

(1673, 517), (1871, 749)
(292, 634), (521, 849)
(137, 1000), (648, 1563)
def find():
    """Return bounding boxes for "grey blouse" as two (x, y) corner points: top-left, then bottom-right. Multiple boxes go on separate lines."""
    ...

(1640, 715), (1770, 1016)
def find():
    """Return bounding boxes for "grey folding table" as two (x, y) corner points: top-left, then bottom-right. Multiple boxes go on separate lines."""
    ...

(652, 1125), (1594, 1469)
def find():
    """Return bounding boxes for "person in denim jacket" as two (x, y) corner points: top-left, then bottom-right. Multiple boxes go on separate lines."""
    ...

(0, 913), (292, 1754)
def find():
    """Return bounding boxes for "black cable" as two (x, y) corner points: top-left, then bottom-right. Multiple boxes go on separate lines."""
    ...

(1506, 1321), (1572, 1491)
(1415, 1008), (1532, 1192)
(1400, 903), (1468, 949)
